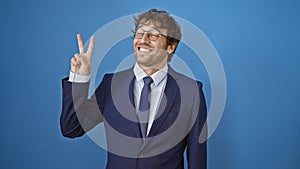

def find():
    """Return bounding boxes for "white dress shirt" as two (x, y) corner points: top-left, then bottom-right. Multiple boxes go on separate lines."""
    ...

(133, 63), (168, 136)
(69, 63), (168, 136)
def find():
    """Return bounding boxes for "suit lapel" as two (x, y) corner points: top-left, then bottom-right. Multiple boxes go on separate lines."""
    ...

(128, 75), (143, 138)
(109, 68), (143, 138)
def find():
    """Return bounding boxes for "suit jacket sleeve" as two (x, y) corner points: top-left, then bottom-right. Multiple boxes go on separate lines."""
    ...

(60, 75), (107, 138)
(186, 81), (207, 169)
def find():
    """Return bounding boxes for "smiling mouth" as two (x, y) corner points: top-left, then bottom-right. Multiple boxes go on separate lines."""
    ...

(138, 47), (152, 53)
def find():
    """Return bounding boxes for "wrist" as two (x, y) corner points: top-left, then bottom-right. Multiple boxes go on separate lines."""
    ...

(69, 71), (90, 83)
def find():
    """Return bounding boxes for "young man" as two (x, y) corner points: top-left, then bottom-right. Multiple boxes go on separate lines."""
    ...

(60, 9), (207, 169)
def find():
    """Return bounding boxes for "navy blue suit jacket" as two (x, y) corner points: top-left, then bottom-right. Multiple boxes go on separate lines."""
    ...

(60, 66), (207, 169)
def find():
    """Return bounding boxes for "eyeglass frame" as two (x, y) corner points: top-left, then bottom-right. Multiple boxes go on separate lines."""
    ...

(132, 27), (168, 41)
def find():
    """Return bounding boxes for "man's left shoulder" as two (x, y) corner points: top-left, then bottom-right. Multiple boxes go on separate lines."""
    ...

(168, 66), (203, 89)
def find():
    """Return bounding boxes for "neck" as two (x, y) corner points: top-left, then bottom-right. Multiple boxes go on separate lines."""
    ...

(138, 62), (167, 76)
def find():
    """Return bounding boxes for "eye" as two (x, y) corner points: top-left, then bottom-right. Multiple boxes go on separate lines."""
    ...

(148, 30), (160, 40)
(149, 30), (160, 36)
(135, 31), (143, 38)
(134, 29), (145, 39)
(135, 32), (143, 38)
(149, 33), (159, 37)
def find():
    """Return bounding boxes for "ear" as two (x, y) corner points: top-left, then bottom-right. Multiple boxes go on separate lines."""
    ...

(167, 42), (178, 54)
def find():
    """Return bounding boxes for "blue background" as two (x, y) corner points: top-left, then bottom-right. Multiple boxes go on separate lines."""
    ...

(1, 0), (299, 169)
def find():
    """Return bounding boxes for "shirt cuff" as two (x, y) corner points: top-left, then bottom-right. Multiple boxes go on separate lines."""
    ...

(68, 71), (90, 83)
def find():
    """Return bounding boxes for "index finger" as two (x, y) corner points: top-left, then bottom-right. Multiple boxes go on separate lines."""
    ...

(87, 36), (95, 56)
(77, 34), (84, 54)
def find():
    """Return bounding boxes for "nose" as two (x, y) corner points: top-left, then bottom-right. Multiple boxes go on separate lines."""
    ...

(139, 33), (150, 43)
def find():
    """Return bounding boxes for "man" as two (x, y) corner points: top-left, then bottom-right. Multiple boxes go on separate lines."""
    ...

(60, 9), (207, 169)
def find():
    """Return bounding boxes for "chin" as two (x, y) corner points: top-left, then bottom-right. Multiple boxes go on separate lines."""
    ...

(136, 59), (148, 66)
(136, 54), (150, 61)
(136, 57), (151, 66)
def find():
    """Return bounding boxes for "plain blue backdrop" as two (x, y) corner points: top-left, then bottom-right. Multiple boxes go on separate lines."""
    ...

(0, 0), (299, 169)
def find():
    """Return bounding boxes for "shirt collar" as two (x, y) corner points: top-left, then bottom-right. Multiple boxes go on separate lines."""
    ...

(133, 63), (168, 86)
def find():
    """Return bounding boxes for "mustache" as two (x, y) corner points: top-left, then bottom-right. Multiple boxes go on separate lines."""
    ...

(136, 43), (153, 48)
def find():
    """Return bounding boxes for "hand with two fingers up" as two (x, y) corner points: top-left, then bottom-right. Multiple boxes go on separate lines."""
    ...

(70, 34), (95, 76)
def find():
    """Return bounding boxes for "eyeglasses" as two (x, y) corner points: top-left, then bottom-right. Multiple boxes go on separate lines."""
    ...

(133, 28), (167, 41)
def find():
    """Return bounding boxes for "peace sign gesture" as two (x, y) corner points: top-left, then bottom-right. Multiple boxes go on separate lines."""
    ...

(70, 34), (95, 75)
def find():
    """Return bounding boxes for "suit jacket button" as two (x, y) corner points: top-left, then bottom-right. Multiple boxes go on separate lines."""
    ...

(139, 153), (144, 158)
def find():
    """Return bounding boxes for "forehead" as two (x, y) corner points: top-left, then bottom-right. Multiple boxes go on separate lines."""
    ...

(137, 20), (167, 34)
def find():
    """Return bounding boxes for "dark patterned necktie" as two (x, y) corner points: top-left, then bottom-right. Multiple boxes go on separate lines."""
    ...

(138, 76), (153, 138)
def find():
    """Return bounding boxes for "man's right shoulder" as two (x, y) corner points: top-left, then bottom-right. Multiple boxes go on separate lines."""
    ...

(102, 67), (135, 81)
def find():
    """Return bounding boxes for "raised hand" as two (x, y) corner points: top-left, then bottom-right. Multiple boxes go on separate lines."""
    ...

(70, 34), (95, 75)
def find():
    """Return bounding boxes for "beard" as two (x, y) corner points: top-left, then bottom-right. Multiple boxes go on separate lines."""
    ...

(135, 48), (168, 68)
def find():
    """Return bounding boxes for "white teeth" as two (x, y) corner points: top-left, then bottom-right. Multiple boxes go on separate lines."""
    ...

(139, 47), (151, 52)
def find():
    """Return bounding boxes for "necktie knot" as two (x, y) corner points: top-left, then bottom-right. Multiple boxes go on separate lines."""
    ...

(143, 76), (153, 86)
